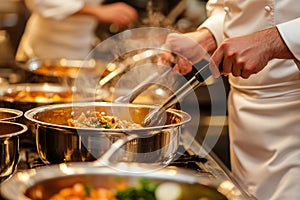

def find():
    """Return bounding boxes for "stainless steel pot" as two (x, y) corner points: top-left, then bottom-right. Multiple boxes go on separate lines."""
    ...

(0, 83), (109, 112)
(1, 163), (245, 200)
(0, 121), (28, 182)
(17, 58), (111, 84)
(24, 102), (191, 165)
(0, 107), (23, 121)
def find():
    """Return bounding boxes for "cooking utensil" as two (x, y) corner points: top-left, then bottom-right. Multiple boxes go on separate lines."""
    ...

(98, 49), (167, 88)
(98, 62), (128, 87)
(0, 83), (108, 112)
(114, 66), (174, 103)
(24, 102), (191, 165)
(1, 163), (243, 200)
(142, 63), (213, 127)
(16, 58), (110, 84)
(0, 107), (23, 121)
(0, 121), (27, 182)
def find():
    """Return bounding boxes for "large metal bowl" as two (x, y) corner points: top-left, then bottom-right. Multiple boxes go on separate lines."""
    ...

(24, 102), (191, 165)
(0, 164), (248, 200)
(0, 83), (109, 112)
(0, 121), (28, 182)
(17, 58), (111, 83)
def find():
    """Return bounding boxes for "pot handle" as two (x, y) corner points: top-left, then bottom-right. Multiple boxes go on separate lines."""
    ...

(91, 133), (140, 167)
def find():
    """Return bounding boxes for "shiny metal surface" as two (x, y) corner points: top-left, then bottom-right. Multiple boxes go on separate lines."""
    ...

(24, 102), (191, 165)
(0, 83), (109, 112)
(1, 164), (244, 200)
(0, 121), (27, 182)
(0, 107), (23, 121)
(16, 58), (110, 84)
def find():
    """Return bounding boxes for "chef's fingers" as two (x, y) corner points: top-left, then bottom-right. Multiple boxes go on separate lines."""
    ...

(240, 68), (252, 79)
(232, 62), (243, 77)
(158, 50), (172, 66)
(115, 4), (137, 26)
(210, 50), (223, 78)
(177, 57), (193, 75)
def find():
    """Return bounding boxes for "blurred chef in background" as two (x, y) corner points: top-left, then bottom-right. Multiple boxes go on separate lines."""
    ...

(161, 0), (300, 200)
(15, 0), (137, 61)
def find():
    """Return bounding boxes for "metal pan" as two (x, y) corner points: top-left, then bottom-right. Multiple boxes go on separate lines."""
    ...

(16, 58), (111, 84)
(0, 121), (27, 182)
(0, 83), (109, 112)
(24, 102), (191, 165)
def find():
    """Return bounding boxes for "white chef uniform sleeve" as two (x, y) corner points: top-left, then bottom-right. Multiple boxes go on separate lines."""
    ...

(277, 17), (300, 61)
(25, 0), (85, 20)
(197, 0), (225, 46)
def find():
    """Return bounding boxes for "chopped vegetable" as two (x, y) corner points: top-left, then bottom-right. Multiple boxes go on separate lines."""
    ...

(48, 178), (228, 200)
(67, 111), (142, 129)
(116, 178), (159, 200)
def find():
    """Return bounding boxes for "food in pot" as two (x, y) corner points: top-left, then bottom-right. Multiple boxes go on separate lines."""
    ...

(49, 183), (117, 200)
(0, 112), (16, 120)
(49, 178), (157, 200)
(67, 111), (142, 129)
(34, 66), (80, 77)
(3, 91), (74, 103)
(48, 178), (226, 200)
(33, 65), (110, 77)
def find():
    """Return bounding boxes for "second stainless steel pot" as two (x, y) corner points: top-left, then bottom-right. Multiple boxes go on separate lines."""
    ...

(0, 107), (23, 121)
(24, 102), (191, 165)
(0, 121), (27, 182)
(1, 164), (241, 200)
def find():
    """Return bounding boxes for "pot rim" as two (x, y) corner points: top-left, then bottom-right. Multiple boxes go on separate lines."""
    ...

(24, 102), (191, 132)
(17, 58), (109, 79)
(0, 107), (23, 121)
(0, 121), (28, 138)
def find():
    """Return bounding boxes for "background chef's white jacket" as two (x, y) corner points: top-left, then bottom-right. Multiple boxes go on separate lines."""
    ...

(16, 0), (103, 61)
(199, 0), (300, 200)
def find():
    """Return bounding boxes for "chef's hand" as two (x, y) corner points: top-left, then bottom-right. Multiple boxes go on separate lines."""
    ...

(211, 26), (295, 79)
(79, 2), (137, 27)
(159, 29), (219, 76)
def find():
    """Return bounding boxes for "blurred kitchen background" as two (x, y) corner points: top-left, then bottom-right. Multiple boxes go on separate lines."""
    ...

(0, 0), (230, 168)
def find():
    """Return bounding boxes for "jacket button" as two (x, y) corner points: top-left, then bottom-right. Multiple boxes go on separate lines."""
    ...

(264, 5), (272, 12)
(224, 6), (231, 13)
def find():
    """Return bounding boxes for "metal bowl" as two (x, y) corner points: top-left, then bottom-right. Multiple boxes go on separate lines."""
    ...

(0, 164), (246, 200)
(17, 58), (111, 83)
(0, 107), (23, 121)
(0, 121), (28, 182)
(24, 102), (191, 165)
(0, 83), (109, 112)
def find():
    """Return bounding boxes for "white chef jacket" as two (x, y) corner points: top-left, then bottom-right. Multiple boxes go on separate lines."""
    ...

(16, 0), (103, 61)
(200, 0), (300, 199)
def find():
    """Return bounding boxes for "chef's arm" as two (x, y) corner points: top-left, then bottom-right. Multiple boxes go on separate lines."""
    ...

(24, 0), (137, 26)
(76, 2), (137, 26)
(198, 0), (226, 49)
(178, 0), (225, 55)
(276, 18), (300, 61)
